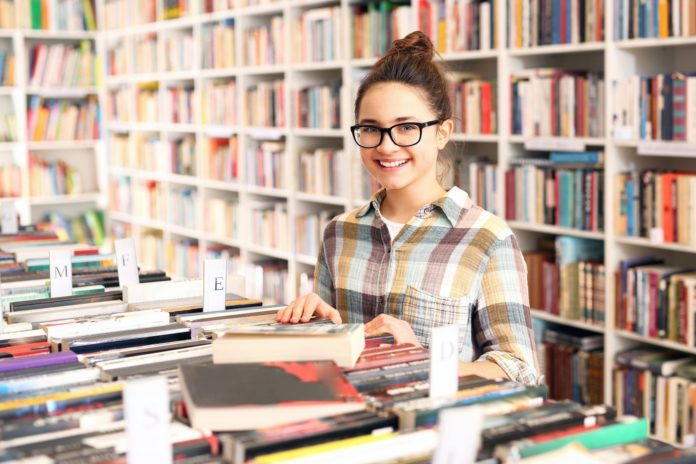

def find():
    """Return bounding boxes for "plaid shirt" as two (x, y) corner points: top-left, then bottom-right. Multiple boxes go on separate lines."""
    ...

(315, 186), (539, 385)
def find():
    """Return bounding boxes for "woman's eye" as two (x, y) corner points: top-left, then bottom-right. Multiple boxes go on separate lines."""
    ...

(398, 124), (417, 132)
(362, 126), (379, 134)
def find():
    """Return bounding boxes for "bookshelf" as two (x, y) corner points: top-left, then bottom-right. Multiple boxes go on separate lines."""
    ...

(0, 1), (106, 244)
(99, 0), (696, 442)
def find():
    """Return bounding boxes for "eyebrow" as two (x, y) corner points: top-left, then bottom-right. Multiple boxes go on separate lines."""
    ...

(358, 116), (418, 125)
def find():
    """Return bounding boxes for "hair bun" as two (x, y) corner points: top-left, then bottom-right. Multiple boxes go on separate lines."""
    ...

(390, 31), (435, 59)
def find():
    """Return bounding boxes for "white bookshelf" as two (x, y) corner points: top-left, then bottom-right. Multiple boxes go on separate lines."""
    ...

(99, 0), (696, 433)
(0, 9), (106, 231)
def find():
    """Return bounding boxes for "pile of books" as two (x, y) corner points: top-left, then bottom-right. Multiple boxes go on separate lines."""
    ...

(1, 230), (695, 463)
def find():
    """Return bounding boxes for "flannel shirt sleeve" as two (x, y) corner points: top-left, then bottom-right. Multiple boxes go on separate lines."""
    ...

(473, 234), (540, 385)
(313, 238), (335, 308)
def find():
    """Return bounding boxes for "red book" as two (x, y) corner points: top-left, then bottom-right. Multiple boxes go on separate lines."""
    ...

(505, 169), (515, 220)
(662, 173), (677, 242)
(73, 248), (99, 256)
(481, 82), (492, 134)
(0, 341), (51, 357)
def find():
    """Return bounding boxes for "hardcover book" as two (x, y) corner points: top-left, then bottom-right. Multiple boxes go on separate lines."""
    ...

(179, 362), (365, 431)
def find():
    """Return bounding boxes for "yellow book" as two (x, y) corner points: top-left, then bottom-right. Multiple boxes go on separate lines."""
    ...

(32, 106), (49, 141)
(4, 55), (15, 85)
(254, 433), (396, 463)
(437, 19), (446, 54)
(0, 383), (122, 411)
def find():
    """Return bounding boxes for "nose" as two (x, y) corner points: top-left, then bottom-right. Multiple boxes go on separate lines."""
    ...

(376, 131), (399, 153)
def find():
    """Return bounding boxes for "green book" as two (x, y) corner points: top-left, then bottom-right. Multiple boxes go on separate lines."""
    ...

(30, 0), (42, 29)
(507, 417), (648, 460)
(1, 285), (106, 311)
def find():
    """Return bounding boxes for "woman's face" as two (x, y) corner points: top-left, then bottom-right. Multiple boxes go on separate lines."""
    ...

(357, 82), (448, 193)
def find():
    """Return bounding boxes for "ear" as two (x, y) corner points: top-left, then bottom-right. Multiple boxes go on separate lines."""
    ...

(437, 119), (454, 150)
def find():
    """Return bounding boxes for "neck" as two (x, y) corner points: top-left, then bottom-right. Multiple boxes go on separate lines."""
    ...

(381, 178), (446, 223)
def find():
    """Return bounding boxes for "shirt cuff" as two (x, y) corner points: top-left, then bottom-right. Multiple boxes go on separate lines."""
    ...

(476, 351), (540, 386)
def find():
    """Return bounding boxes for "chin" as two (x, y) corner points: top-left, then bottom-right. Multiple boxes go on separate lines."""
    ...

(377, 178), (412, 191)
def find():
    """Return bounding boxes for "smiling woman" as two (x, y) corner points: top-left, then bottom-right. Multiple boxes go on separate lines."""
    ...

(276, 31), (540, 386)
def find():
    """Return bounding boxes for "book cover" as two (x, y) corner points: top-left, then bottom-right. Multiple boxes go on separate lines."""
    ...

(180, 362), (364, 431)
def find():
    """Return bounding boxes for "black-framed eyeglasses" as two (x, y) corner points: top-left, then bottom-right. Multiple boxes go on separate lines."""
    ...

(350, 120), (440, 148)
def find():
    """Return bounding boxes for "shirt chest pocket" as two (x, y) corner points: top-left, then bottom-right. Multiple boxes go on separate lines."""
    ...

(402, 285), (472, 352)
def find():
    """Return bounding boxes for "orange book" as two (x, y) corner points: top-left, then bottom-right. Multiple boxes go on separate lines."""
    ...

(32, 106), (49, 141)
(4, 55), (14, 85)
(659, 0), (669, 38)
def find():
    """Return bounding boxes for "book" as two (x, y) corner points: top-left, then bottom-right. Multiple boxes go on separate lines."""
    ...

(212, 323), (365, 368)
(0, 351), (77, 374)
(498, 416), (649, 460)
(179, 362), (365, 431)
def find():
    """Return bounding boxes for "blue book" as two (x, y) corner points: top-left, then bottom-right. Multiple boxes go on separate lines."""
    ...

(559, 170), (574, 228)
(565, 0), (572, 44)
(0, 52), (5, 83)
(552, 0), (561, 44)
(550, 151), (603, 164)
(626, 177), (634, 236)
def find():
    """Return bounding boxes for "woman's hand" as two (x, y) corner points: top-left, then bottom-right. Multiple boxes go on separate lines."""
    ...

(275, 292), (342, 324)
(364, 314), (422, 347)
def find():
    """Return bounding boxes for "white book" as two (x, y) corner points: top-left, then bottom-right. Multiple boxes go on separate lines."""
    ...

(83, 422), (203, 453)
(690, 177), (696, 246)
(687, 78), (696, 142)
(469, 161), (479, 204)
(96, 344), (212, 371)
(7, 301), (128, 325)
(30, 44), (49, 87)
(43, 310), (170, 339)
(480, 2), (491, 50)
(123, 279), (203, 304)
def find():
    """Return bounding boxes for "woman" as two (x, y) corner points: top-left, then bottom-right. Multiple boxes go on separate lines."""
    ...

(277, 31), (539, 385)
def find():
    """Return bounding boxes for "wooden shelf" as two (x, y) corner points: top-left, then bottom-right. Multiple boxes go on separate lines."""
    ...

(531, 309), (605, 333)
(507, 221), (605, 240)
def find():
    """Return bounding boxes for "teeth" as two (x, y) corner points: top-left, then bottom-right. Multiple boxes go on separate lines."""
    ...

(379, 160), (408, 168)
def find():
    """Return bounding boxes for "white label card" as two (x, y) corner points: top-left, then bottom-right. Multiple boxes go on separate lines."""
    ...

(203, 258), (227, 312)
(433, 406), (484, 464)
(524, 137), (586, 152)
(115, 238), (139, 287)
(429, 325), (459, 400)
(49, 250), (72, 298)
(1, 202), (17, 234)
(125, 376), (172, 464)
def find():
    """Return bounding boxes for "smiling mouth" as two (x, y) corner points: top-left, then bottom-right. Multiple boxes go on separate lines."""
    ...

(377, 159), (409, 168)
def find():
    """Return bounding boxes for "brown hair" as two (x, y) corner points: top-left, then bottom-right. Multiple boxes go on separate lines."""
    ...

(354, 31), (452, 123)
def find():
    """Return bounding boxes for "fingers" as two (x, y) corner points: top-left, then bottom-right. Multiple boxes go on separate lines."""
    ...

(300, 295), (320, 322)
(288, 294), (308, 323)
(364, 314), (389, 336)
(315, 300), (342, 323)
(276, 293), (340, 324)
(276, 300), (294, 323)
(328, 308), (342, 324)
(364, 314), (420, 346)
